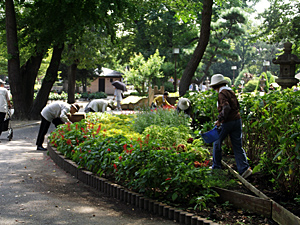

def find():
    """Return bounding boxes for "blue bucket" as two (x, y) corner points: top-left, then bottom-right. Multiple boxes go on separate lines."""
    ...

(201, 126), (220, 144)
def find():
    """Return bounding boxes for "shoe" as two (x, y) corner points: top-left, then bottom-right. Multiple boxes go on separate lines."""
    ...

(241, 167), (252, 179)
(37, 146), (47, 151)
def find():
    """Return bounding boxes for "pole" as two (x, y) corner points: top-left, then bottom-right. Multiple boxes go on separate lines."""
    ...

(174, 54), (177, 92)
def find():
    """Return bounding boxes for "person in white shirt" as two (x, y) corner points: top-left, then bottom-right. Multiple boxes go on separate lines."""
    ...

(0, 79), (11, 140)
(113, 87), (123, 111)
(84, 99), (115, 113)
(36, 101), (79, 151)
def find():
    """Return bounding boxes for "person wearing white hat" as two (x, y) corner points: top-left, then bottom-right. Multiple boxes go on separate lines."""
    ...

(176, 98), (191, 116)
(84, 99), (115, 113)
(0, 79), (11, 141)
(36, 101), (80, 151)
(209, 74), (252, 179)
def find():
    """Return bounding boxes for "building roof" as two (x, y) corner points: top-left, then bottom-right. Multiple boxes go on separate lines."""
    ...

(94, 67), (123, 78)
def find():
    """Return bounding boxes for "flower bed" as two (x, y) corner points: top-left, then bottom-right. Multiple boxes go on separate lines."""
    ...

(49, 110), (237, 209)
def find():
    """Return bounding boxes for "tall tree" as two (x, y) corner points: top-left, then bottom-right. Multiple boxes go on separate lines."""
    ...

(3, 0), (142, 119)
(179, 0), (213, 96)
(5, 0), (23, 117)
(201, 7), (246, 81)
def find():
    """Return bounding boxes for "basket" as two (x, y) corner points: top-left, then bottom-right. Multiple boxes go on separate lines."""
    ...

(201, 126), (220, 144)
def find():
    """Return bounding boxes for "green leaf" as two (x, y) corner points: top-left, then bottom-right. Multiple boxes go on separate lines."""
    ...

(172, 192), (178, 201)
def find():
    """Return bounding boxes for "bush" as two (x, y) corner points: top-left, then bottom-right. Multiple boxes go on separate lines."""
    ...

(133, 107), (192, 134)
(81, 92), (107, 99)
(47, 91), (81, 100)
(244, 79), (258, 92)
(164, 81), (175, 92)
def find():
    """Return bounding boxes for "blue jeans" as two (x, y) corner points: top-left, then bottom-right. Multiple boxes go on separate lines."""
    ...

(212, 119), (249, 174)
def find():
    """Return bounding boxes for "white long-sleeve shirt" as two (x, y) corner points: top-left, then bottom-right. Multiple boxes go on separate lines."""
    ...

(0, 87), (10, 113)
(86, 99), (110, 112)
(41, 101), (71, 123)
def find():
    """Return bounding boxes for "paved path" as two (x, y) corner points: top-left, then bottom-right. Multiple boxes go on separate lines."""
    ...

(0, 123), (175, 225)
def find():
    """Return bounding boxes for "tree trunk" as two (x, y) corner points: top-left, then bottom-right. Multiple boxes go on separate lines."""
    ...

(20, 53), (44, 116)
(67, 63), (77, 104)
(29, 45), (64, 119)
(5, 0), (22, 118)
(179, 0), (213, 96)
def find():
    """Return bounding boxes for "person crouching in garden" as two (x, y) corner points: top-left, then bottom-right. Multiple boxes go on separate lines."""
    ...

(151, 91), (171, 108)
(36, 101), (80, 151)
(84, 99), (115, 113)
(176, 97), (192, 116)
(209, 74), (252, 179)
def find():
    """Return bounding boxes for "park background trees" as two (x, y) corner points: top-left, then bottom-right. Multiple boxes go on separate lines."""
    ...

(1, 0), (299, 119)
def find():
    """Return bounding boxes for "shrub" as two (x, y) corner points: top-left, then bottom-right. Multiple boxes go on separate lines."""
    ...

(133, 107), (192, 134)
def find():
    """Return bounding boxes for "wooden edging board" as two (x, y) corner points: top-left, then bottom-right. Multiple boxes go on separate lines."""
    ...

(47, 142), (218, 225)
(221, 160), (300, 225)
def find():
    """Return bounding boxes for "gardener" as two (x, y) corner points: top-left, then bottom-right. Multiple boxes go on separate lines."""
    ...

(209, 74), (252, 179)
(151, 91), (172, 108)
(84, 99), (115, 113)
(36, 101), (80, 151)
(176, 97), (192, 116)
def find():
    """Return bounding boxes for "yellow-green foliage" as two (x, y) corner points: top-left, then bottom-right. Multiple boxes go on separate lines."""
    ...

(143, 124), (192, 148)
(85, 112), (141, 140)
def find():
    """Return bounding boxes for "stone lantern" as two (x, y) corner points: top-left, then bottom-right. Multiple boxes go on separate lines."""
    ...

(272, 42), (300, 89)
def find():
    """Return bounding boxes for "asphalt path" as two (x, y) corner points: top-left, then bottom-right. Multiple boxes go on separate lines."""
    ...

(0, 124), (175, 225)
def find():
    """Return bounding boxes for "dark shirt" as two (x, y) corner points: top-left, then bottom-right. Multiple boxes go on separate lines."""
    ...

(217, 89), (241, 123)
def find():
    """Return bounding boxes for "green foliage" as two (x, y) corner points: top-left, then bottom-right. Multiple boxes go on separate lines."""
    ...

(239, 89), (300, 196)
(185, 87), (300, 198)
(81, 92), (107, 99)
(49, 111), (226, 208)
(200, 7), (246, 77)
(184, 90), (218, 131)
(143, 125), (191, 148)
(244, 79), (258, 93)
(34, 91), (81, 101)
(132, 107), (192, 134)
(164, 81), (175, 92)
(123, 50), (165, 95)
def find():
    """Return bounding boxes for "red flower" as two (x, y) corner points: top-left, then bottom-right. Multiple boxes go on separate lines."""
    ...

(75, 124), (78, 130)
(66, 139), (72, 145)
(107, 148), (111, 152)
(119, 156), (122, 161)
(123, 144), (127, 151)
(113, 164), (118, 171)
(96, 125), (101, 134)
(187, 138), (194, 143)
(165, 178), (171, 181)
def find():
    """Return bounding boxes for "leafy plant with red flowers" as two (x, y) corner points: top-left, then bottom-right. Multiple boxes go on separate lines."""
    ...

(49, 111), (232, 209)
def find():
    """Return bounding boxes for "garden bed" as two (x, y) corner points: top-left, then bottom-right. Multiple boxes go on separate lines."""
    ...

(48, 92), (300, 225)
(48, 143), (278, 225)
